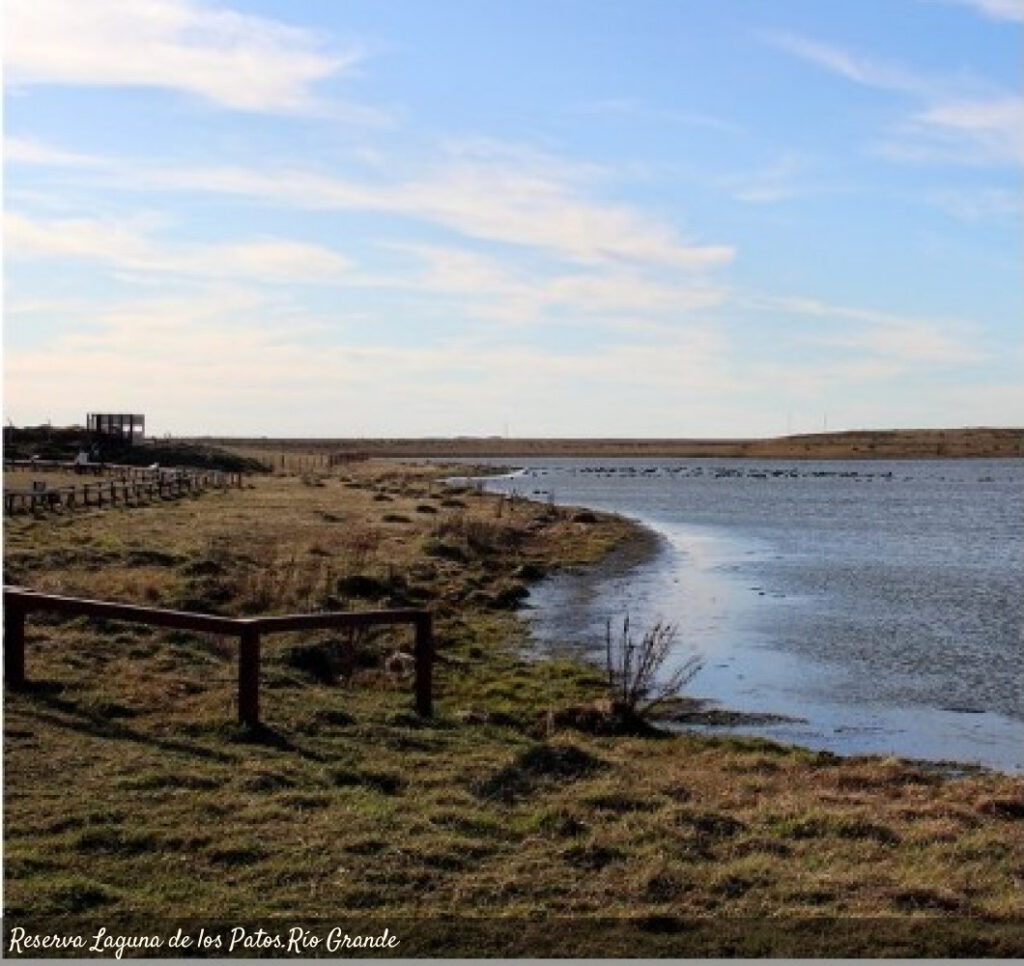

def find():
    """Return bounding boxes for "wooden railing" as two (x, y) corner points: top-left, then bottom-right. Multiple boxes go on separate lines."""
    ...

(3, 462), (244, 516)
(2, 587), (433, 725)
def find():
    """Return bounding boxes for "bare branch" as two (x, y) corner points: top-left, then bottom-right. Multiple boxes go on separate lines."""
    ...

(604, 614), (702, 719)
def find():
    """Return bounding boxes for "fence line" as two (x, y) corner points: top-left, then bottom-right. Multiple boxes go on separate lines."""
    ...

(3, 461), (244, 516)
(2, 586), (434, 725)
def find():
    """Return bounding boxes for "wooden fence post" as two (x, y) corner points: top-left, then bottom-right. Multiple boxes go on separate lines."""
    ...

(4, 600), (26, 688)
(238, 625), (261, 727)
(414, 613), (434, 717)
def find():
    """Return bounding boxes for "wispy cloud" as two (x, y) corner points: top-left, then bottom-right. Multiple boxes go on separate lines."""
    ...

(3, 0), (363, 115)
(728, 155), (811, 204)
(575, 98), (742, 134)
(6, 137), (735, 271)
(929, 0), (1024, 22)
(759, 294), (987, 365)
(888, 96), (1024, 166)
(6, 212), (354, 283)
(384, 242), (727, 325)
(766, 31), (1022, 167)
(764, 32), (929, 95)
(926, 186), (1022, 220)
(3, 135), (110, 168)
(6, 208), (727, 334)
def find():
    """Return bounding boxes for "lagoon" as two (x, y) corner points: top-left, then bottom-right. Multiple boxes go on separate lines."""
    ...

(467, 457), (1024, 773)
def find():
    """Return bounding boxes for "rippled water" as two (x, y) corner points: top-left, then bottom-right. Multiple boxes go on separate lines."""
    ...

(464, 457), (1024, 773)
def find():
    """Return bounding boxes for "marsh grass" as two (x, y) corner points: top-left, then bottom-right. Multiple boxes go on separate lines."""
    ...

(3, 458), (1023, 955)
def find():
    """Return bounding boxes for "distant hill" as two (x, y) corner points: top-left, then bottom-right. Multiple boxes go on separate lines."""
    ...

(191, 427), (1023, 460)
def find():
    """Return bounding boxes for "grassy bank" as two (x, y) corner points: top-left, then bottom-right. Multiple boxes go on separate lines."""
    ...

(3, 459), (1023, 956)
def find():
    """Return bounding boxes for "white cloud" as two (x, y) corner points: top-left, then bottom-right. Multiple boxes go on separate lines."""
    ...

(376, 146), (735, 270)
(728, 155), (810, 204)
(182, 239), (354, 282)
(3, 0), (358, 114)
(377, 241), (728, 328)
(3, 136), (109, 168)
(906, 97), (1024, 165)
(543, 273), (724, 315)
(931, 0), (1024, 22)
(7, 137), (735, 271)
(574, 98), (742, 135)
(761, 295), (987, 365)
(766, 32), (1022, 168)
(5, 212), (354, 282)
(764, 33), (928, 95)
(5, 212), (153, 264)
(819, 324), (983, 365)
(5, 208), (725, 332)
(926, 187), (1022, 219)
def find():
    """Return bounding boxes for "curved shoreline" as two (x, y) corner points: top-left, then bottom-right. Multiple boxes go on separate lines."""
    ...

(481, 470), (1024, 775)
(522, 513), (811, 728)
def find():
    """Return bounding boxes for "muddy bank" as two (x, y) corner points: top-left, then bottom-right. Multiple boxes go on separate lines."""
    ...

(656, 697), (807, 728)
(557, 512), (664, 581)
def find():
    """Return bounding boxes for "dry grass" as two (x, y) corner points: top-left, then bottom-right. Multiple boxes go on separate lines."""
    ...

(3, 458), (1023, 956)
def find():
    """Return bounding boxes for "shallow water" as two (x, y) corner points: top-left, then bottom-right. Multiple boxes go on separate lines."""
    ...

(460, 457), (1024, 773)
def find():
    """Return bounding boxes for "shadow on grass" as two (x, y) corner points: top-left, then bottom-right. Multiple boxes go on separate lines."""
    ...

(18, 690), (234, 763)
(228, 721), (300, 752)
(477, 742), (606, 804)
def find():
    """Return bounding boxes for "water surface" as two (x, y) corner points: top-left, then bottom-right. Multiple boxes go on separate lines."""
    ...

(461, 457), (1023, 773)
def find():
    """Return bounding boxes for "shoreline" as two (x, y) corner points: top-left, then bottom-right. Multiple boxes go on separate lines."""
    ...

(485, 472), (1024, 776)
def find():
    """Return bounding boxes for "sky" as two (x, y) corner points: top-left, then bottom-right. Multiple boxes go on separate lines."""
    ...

(3, 0), (1022, 438)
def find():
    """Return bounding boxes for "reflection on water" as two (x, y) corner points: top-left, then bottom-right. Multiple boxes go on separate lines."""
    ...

(465, 458), (1024, 773)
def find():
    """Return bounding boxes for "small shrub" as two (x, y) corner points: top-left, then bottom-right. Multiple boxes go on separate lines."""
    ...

(423, 538), (468, 562)
(335, 574), (390, 599)
(605, 615), (701, 721)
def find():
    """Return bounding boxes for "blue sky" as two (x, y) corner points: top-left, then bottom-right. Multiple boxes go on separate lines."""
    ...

(3, 0), (1022, 437)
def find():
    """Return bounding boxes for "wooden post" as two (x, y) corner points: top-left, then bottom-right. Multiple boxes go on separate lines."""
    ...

(4, 601), (26, 688)
(238, 625), (261, 727)
(413, 613), (434, 717)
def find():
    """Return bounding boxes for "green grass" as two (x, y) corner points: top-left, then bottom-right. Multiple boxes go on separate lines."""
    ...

(4, 459), (1023, 956)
